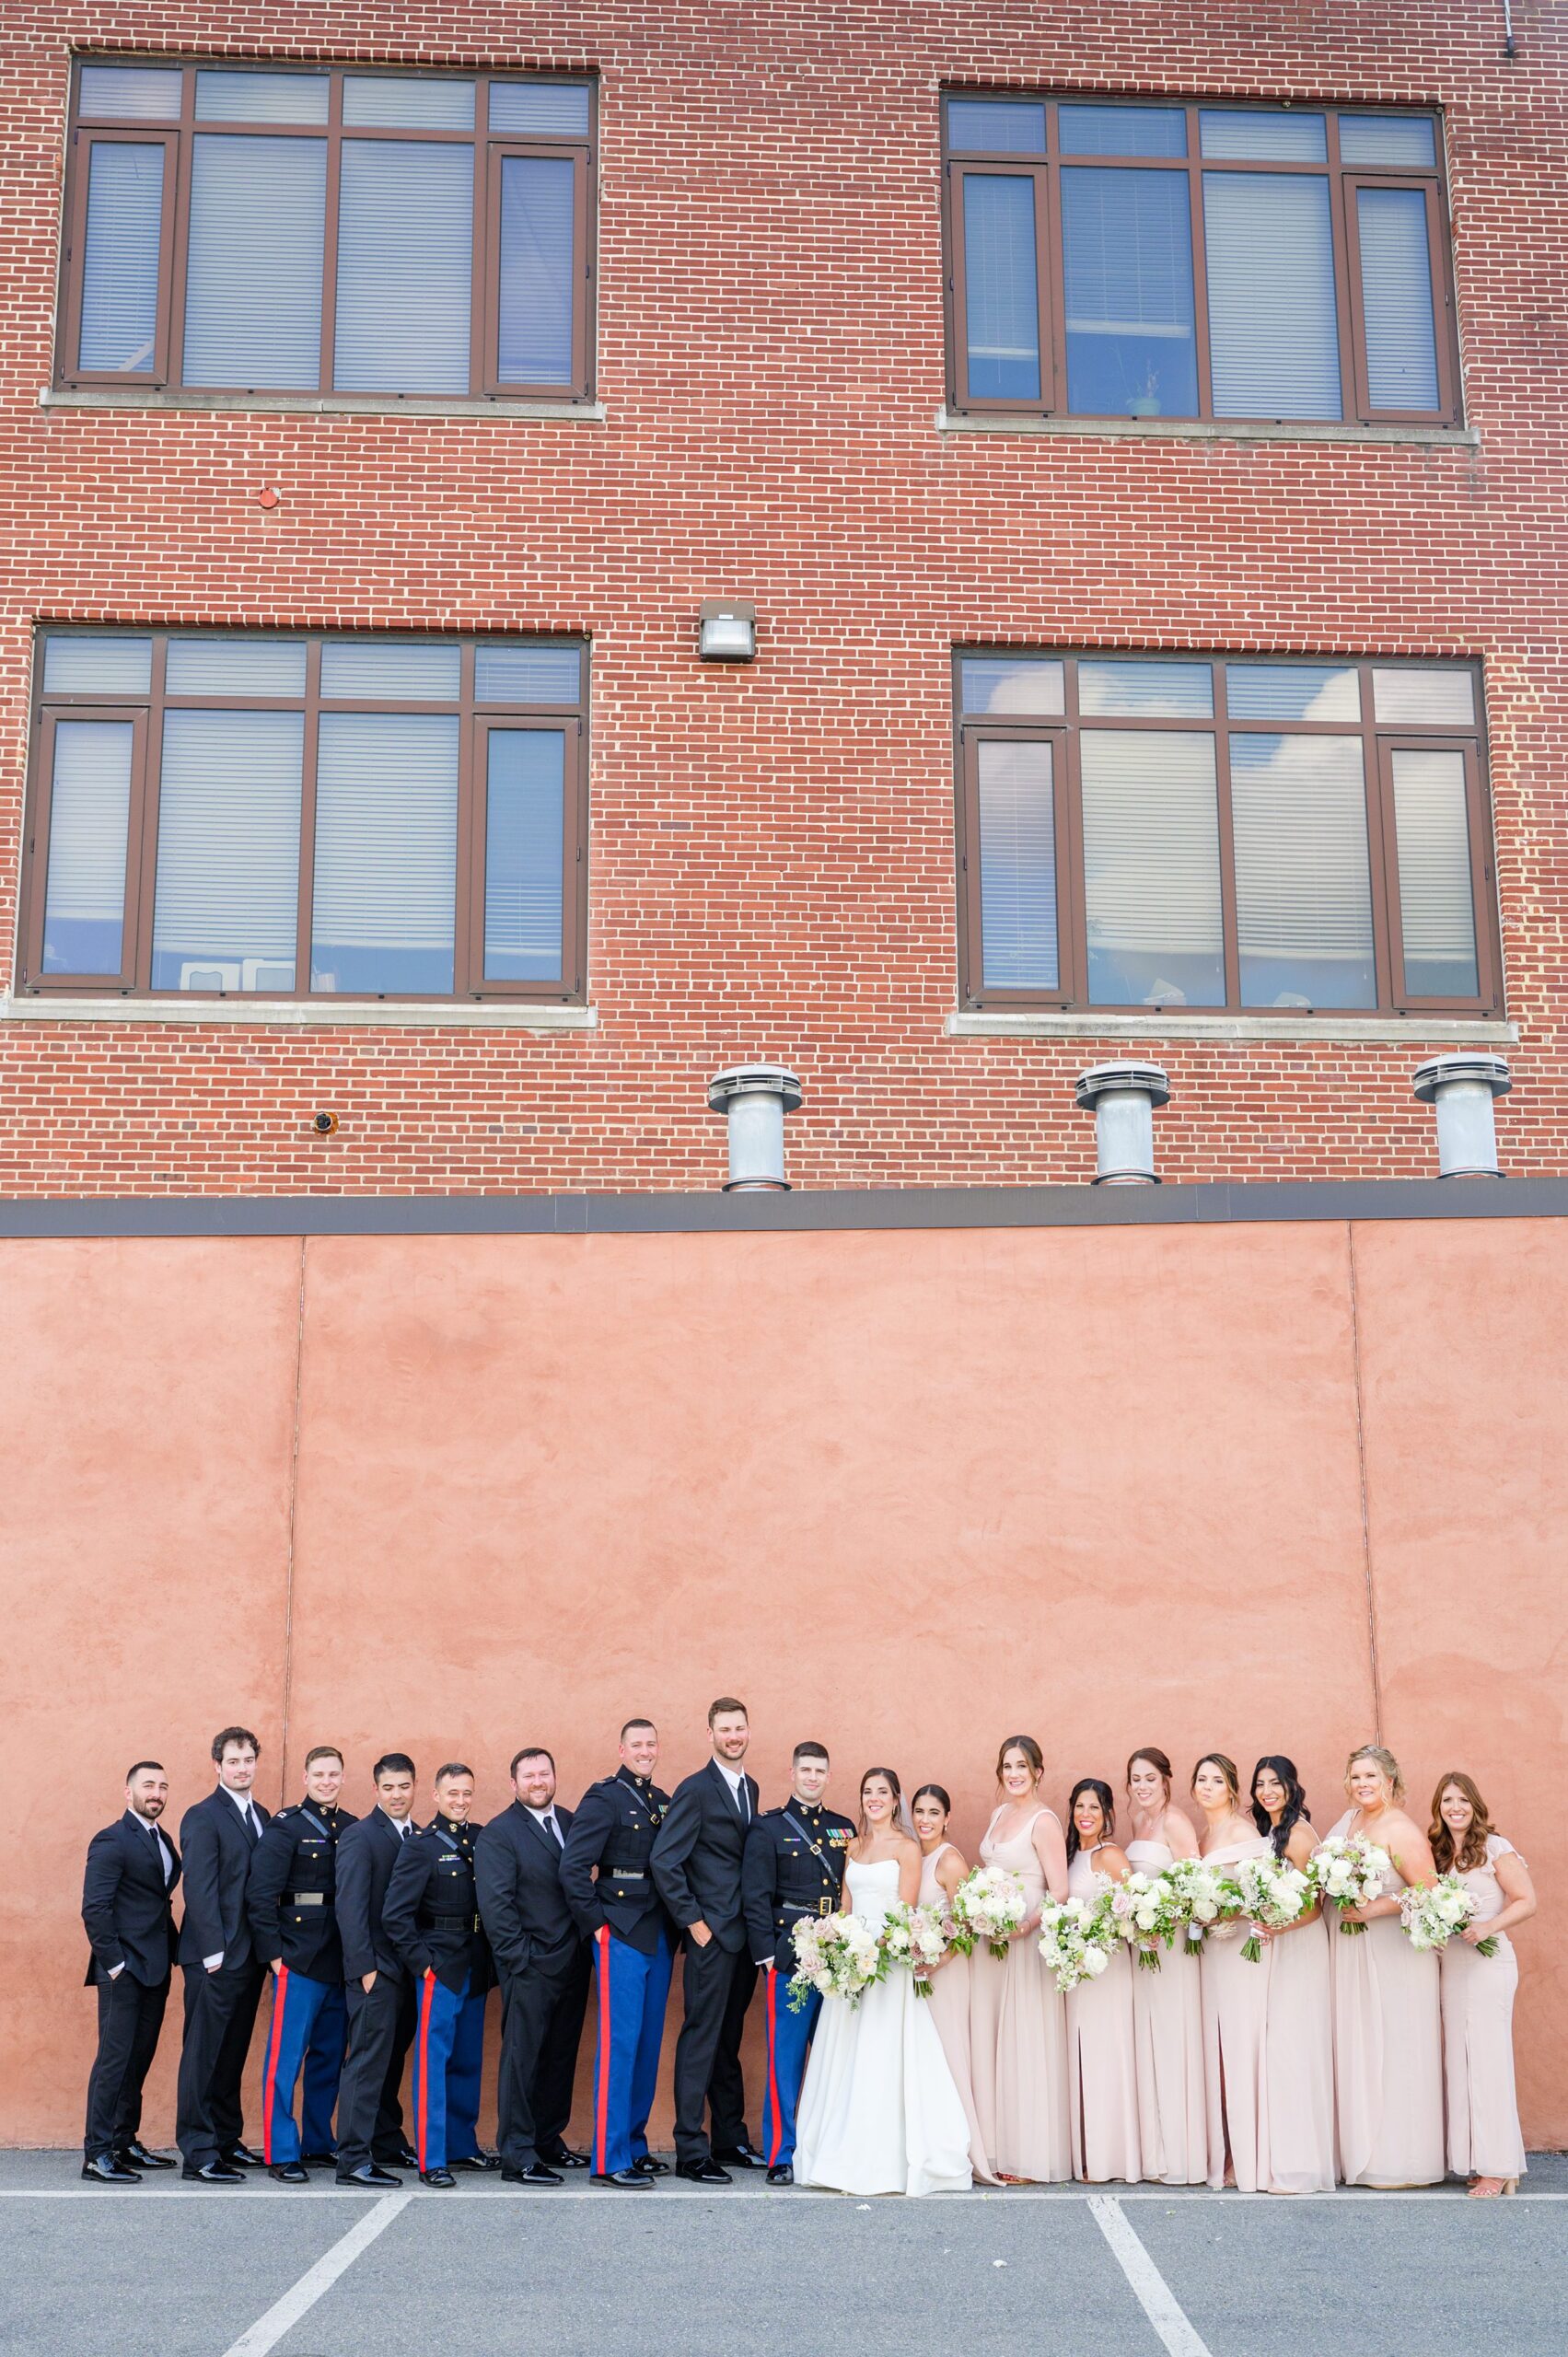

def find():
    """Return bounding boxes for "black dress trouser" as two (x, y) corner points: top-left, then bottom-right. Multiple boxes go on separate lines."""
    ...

(84, 1969), (169, 2158)
(176, 1958), (265, 2167)
(335, 1973), (417, 2170)
(671, 1937), (756, 2163)
(494, 1938), (591, 2169)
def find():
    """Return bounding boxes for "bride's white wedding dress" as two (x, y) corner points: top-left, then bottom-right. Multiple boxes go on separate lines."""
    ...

(793, 1857), (973, 2195)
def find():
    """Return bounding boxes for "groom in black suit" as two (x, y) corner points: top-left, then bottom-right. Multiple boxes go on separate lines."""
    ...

(651, 1698), (764, 2183)
(175, 1726), (271, 2180)
(474, 1747), (591, 2184)
(81, 1761), (182, 2180)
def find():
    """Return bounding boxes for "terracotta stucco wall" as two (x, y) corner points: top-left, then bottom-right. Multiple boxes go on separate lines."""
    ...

(2, 1214), (1562, 2146)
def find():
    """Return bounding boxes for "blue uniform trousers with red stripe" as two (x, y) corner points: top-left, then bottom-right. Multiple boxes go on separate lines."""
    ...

(591, 1926), (673, 2176)
(761, 1968), (818, 2168)
(260, 1967), (347, 2165)
(411, 1971), (485, 2173)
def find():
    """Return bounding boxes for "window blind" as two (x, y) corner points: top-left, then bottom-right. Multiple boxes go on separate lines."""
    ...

(1390, 749), (1479, 996)
(78, 144), (164, 373)
(961, 175), (1040, 401)
(1356, 187), (1439, 410)
(483, 730), (565, 979)
(498, 156), (575, 385)
(311, 714), (459, 993)
(1061, 167), (1196, 417)
(151, 711), (303, 990)
(1202, 171), (1342, 418)
(333, 141), (474, 393)
(1080, 730), (1224, 1005)
(977, 739), (1058, 989)
(41, 722), (134, 974)
(1230, 734), (1376, 1007)
(183, 135), (326, 389)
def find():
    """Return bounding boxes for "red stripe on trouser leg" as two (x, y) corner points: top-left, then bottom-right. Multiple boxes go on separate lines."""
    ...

(416, 1972), (434, 2171)
(595, 1928), (610, 2174)
(261, 1965), (288, 2165)
(765, 1970), (783, 2165)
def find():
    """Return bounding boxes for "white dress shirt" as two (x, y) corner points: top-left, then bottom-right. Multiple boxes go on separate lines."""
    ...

(714, 1759), (750, 1821)
(204, 1783), (262, 1968)
(526, 1805), (565, 1847)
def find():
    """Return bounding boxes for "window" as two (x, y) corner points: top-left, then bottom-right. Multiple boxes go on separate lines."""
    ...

(21, 630), (587, 1001)
(60, 61), (596, 400)
(944, 99), (1458, 424)
(956, 655), (1497, 1016)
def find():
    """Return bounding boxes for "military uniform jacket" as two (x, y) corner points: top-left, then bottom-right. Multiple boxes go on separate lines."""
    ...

(559, 1768), (674, 1956)
(742, 1801), (856, 1970)
(247, 1801), (356, 1981)
(381, 1816), (495, 1997)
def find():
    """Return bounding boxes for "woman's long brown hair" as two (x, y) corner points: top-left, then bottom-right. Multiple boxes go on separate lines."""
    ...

(1429, 1770), (1496, 1875)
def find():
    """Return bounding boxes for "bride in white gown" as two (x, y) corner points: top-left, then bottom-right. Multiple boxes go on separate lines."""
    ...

(794, 1768), (973, 2196)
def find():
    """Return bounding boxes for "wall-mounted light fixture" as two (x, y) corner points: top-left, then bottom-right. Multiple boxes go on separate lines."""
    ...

(698, 598), (757, 662)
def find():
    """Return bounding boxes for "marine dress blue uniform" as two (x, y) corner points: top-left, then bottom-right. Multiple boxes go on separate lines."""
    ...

(382, 1815), (495, 2176)
(560, 1767), (676, 2177)
(247, 1801), (354, 2165)
(741, 1799), (854, 2169)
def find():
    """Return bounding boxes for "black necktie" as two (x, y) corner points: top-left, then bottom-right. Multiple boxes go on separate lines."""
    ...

(548, 1813), (563, 1847)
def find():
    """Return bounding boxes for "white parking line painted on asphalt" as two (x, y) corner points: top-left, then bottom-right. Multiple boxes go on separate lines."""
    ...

(1090, 2195), (1213, 2357)
(2, 2183), (1565, 2201)
(217, 2188), (412, 2357)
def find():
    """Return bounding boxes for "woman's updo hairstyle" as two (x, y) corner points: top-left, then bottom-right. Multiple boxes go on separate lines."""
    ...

(1190, 1753), (1241, 1806)
(1344, 1744), (1404, 1804)
(912, 1782), (951, 1816)
(1126, 1747), (1174, 1801)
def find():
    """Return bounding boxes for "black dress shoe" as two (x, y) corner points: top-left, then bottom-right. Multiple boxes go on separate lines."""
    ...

(269, 2163), (309, 2184)
(182, 2160), (244, 2182)
(448, 2152), (499, 2173)
(591, 2166), (651, 2189)
(631, 2154), (669, 2176)
(540, 2144), (591, 2170)
(420, 2167), (456, 2189)
(225, 2144), (264, 2169)
(377, 2144), (421, 2170)
(501, 2162), (562, 2185)
(676, 2156), (733, 2185)
(119, 2142), (175, 2170)
(299, 2151), (337, 2171)
(336, 2164), (401, 2188)
(766, 2163), (794, 2185)
(82, 2154), (139, 2183)
(714, 2143), (767, 2169)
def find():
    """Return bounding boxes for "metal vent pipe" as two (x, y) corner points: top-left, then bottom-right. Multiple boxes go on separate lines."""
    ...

(1074, 1062), (1171, 1186)
(1411, 1053), (1511, 1178)
(707, 1065), (804, 1190)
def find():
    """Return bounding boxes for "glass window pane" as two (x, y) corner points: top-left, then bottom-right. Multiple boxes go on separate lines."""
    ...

(1230, 735), (1375, 1007)
(498, 155), (575, 384)
(183, 135), (326, 389)
(1059, 104), (1186, 157)
(1203, 172), (1342, 419)
(41, 722), (134, 975)
(1079, 659), (1213, 716)
(1391, 748), (1479, 995)
(319, 640), (462, 699)
(1225, 662), (1360, 721)
(78, 64), (182, 119)
(311, 715), (459, 994)
(151, 711), (303, 991)
(961, 175), (1040, 401)
(959, 657), (1064, 716)
(1061, 167), (1196, 418)
(1339, 113), (1437, 168)
(342, 75), (475, 129)
(333, 142), (474, 393)
(475, 643), (582, 701)
(1372, 666), (1475, 726)
(78, 144), (164, 373)
(489, 82), (592, 135)
(1356, 186), (1440, 409)
(484, 730), (564, 979)
(977, 739), (1058, 989)
(1200, 109), (1327, 161)
(164, 637), (308, 695)
(946, 100), (1047, 156)
(1081, 731), (1224, 1005)
(41, 634), (152, 695)
(194, 70), (330, 124)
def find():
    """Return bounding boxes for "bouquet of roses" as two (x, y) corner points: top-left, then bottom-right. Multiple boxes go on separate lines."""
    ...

(1037, 1887), (1121, 1993)
(1227, 1853), (1312, 1963)
(1161, 1856), (1233, 1950)
(788, 1910), (887, 2011)
(949, 1865), (1029, 1962)
(1400, 1873), (1497, 1958)
(1107, 1868), (1184, 1971)
(879, 1901), (951, 1996)
(1310, 1834), (1391, 1936)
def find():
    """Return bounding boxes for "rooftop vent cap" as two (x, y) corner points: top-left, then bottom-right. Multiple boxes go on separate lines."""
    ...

(1074, 1061), (1171, 1187)
(1411, 1052), (1511, 1178)
(707, 1064), (803, 1190)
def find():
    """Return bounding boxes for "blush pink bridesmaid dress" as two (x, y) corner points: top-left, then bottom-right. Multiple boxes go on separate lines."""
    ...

(1439, 1833), (1527, 2184)
(968, 1805), (1071, 2182)
(1125, 1834), (1207, 2186)
(918, 1844), (1001, 2186)
(1323, 1809), (1444, 2187)
(1064, 1847), (1142, 2183)
(1198, 1832), (1272, 2190)
(1257, 1870), (1337, 2194)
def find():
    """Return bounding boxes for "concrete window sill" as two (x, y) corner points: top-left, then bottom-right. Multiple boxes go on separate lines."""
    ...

(947, 1011), (1518, 1048)
(40, 388), (606, 424)
(0, 994), (597, 1031)
(935, 407), (1480, 450)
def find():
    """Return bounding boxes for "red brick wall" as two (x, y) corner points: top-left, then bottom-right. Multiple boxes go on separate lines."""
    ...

(1, 2), (1563, 1195)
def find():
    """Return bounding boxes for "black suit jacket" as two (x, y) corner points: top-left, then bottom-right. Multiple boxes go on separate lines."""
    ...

(650, 1760), (761, 1954)
(176, 1788), (271, 1969)
(474, 1800), (582, 1979)
(336, 1808), (418, 1983)
(82, 1810), (181, 1987)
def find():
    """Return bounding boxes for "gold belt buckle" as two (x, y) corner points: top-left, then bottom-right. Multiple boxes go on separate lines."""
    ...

(818, 1898), (832, 1916)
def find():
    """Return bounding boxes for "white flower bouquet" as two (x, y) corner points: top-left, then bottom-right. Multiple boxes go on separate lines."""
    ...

(879, 1901), (951, 1996)
(1227, 1853), (1312, 1962)
(1107, 1868), (1182, 1971)
(1400, 1873), (1498, 1958)
(1161, 1856), (1232, 1950)
(1037, 1888), (1120, 1993)
(949, 1865), (1029, 1961)
(788, 1910), (887, 2011)
(1310, 1834), (1391, 1936)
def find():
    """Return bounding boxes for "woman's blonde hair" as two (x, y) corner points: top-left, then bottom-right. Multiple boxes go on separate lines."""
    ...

(1190, 1753), (1241, 1806)
(1429, 1770), (1495, 1875)
(1344, 1744), (1404, 1804)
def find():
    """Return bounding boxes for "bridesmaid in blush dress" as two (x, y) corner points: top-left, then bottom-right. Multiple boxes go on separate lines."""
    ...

(1430, 1771), (1535, 2196)
(1063, 1779), (1142, 2184)
(1323, 1744), (1443, 2189)
(969, 1736), (1071, 2183)
(912, 1784), (1000, 2186)
(1192, 1753), (1270, 2191)
(1124, 1747), (1206, 2187)
(1249, 1756), (1336, 2193)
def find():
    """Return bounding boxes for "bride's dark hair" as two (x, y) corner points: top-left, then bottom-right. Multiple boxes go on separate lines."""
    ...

(857, 1766), (904, 1839)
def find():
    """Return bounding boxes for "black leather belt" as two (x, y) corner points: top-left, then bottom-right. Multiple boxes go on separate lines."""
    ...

(284, 1893), (329, 1908)
(427, 1912), (481, 1930)
(781, 1898), (835, 1917)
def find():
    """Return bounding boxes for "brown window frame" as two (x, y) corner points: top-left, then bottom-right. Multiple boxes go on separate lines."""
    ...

(20, 629), (589, 1004)
(57, 59), (598, 403)
(942, 97), (1460, 428)
(955, 653), (1500, 1019)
